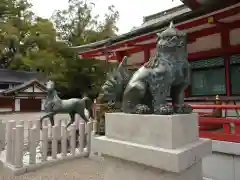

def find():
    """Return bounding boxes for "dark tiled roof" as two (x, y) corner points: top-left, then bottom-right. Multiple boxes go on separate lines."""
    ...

(0, 69), (47, 83)
(3, 79), (47, 94)
(72, 3), (234, 52)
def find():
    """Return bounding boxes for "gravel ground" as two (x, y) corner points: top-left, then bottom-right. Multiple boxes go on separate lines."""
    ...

(0, 113), (105, 180)
(0, 158), (105, 180)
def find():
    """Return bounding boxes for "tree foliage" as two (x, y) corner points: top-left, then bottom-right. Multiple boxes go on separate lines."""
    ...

(0, 0), (120, 99)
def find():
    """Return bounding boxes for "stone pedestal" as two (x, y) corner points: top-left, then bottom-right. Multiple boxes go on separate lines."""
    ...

(92, 113), (212, 180)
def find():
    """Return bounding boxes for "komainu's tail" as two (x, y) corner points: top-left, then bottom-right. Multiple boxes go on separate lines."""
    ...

(100, 56), (132, 104)
(83, 96), (94, 119)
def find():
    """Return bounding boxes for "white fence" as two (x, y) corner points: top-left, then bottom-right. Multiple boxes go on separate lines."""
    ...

(1, 118), (97, 175)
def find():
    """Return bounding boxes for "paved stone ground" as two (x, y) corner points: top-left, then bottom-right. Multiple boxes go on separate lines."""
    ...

(0, 158), (105, 180)
(0, 113), (105, 180)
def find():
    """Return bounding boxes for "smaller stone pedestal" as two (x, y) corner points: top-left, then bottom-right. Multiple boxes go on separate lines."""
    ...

(92, 113), (212, 180)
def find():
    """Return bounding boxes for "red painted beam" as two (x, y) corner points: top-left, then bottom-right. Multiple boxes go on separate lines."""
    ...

(191, 104), (240, 109)
(199, 117), (240, 124)
(199, 131), (240, 143)
(81, 41), (240, 61)
(177, 5), (240, 30)
(115, 21), (240, 58)
(82, 35), (240, 61)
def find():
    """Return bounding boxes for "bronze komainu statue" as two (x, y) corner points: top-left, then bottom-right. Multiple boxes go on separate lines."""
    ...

(99, 22), (192, 115)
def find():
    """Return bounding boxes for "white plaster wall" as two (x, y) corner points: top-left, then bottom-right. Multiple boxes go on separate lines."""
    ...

(0, 108), (12, 112)
(127, 51), (145, 65)
(234, 156), (240, 179)
(150, 33), (222, 56)
(14, 99), (20, 111)
(203, 153), (234, 180)
(230, 28), (240, 46)
(94, 55), (106, 61)
(202, 141), (240, 180)
(187, 33), (221, 54)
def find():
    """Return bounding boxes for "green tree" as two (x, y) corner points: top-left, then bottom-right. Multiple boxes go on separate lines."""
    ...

(0, 0), (120, 99)
(51, 0), (119, 45)
(97, 5), (119, 39)
(51, 0), (120, 98)
(0, 0), (35, 68)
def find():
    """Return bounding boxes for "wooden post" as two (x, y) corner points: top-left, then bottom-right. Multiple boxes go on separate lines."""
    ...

(92, 120), (98, 135)
(70, 124), (76, 156)
(19, 120), (24, 126)
(86, 122), (92, 156)
(35, 120), (40, 143)
(15, 125), (24, 168)
(43, 119), (48, 127)
(6, 120), (15, 164)
(41, 127), (48, 162)
(61, 125), (67, 157)
(28, 120), (33, 150)
(52, 126), (58, 159)
(11, 128), (16, 165)
(29, 127), (37, 164)
(75, 117), (80, 130)
(79, 121), (85, 153)
(0, 120), (5, 151)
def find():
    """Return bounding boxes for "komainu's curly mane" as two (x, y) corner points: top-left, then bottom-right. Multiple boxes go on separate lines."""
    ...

(144, 53), (161, 69)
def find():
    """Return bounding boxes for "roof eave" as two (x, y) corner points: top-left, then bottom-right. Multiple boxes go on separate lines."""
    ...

(74, 3), (234, 53)
(3, 79), (47, 95)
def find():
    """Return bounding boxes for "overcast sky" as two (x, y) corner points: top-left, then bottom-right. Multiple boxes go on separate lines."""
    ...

(30, 0), (183, 34)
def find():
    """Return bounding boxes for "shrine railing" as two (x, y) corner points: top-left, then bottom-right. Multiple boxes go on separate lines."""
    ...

(191, 104), (240, 143)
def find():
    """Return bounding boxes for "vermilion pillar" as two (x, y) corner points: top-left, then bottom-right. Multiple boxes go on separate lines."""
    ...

(221, 28), (231, 96)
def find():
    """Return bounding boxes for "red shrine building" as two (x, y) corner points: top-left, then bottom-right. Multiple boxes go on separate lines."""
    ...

(0, 69), (47, 112)
(74, 1), (240, 106)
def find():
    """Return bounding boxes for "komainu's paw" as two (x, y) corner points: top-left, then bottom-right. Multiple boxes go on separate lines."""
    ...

(174, 104), (193, 114)
(135, 104), (151, 114)
(154, 105), (174, 115)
